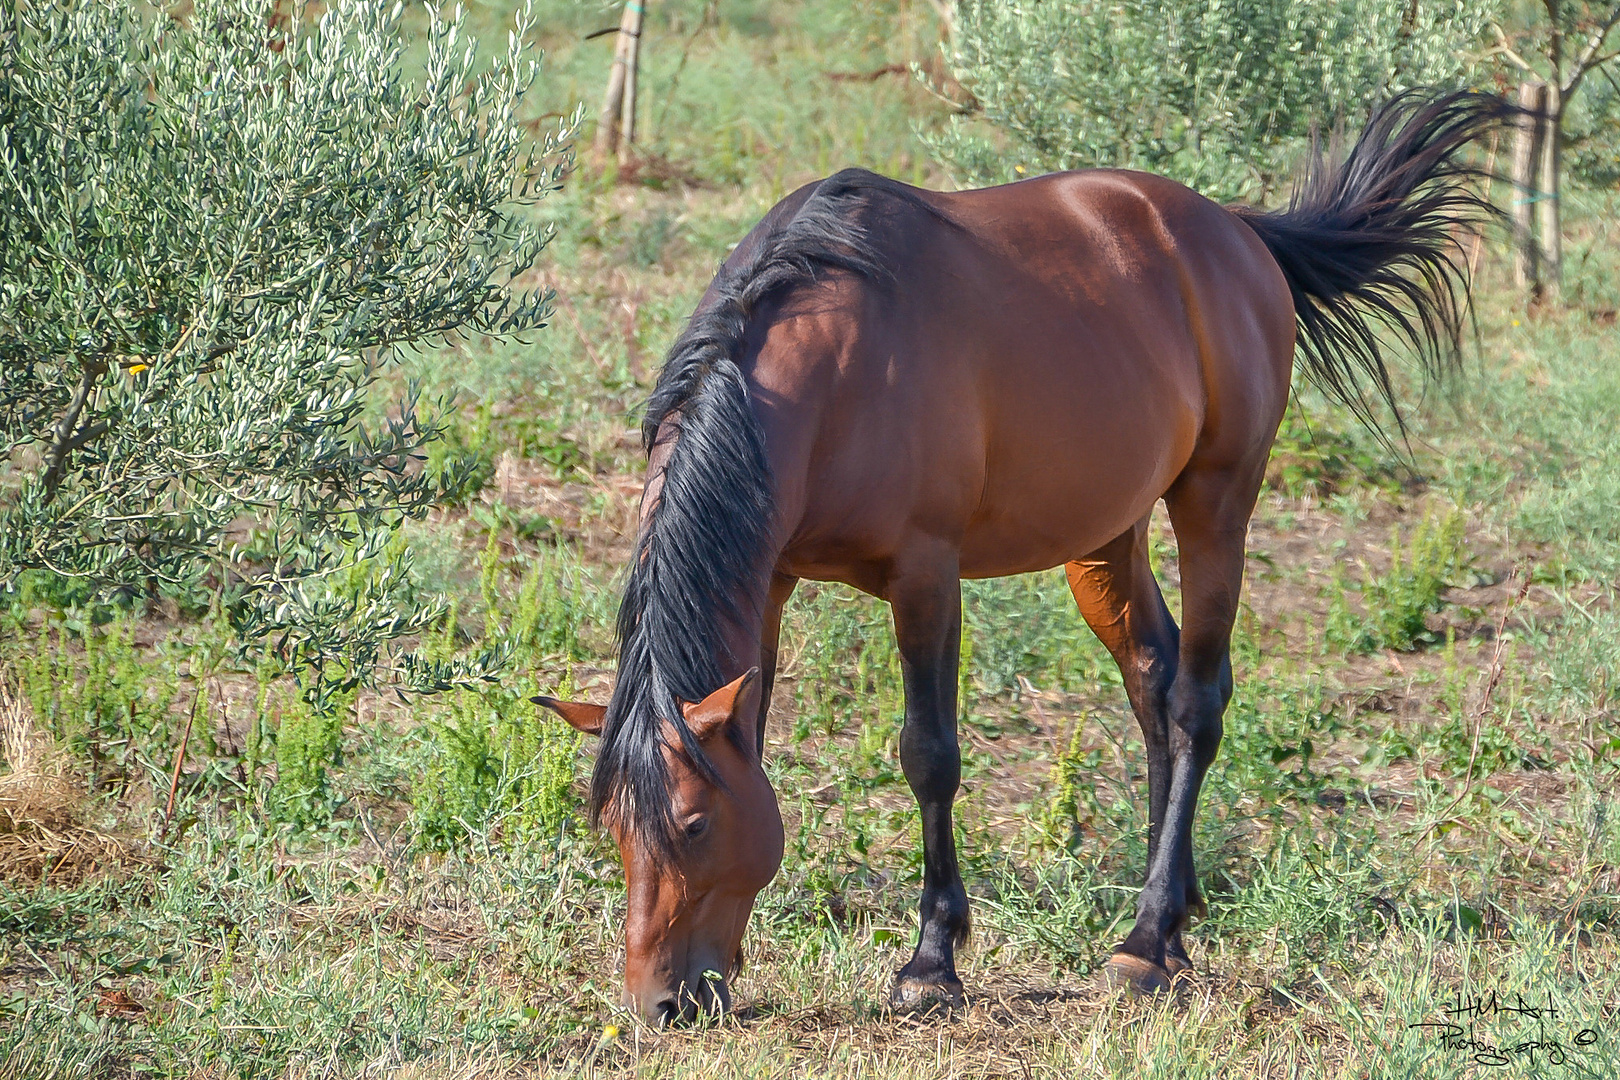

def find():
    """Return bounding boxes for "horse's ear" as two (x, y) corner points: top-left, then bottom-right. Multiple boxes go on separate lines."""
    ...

(681, 668), (762, 743)
(531, 696), (606, 736)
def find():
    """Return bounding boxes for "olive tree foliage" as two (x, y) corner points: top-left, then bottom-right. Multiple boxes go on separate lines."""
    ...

(929, 0), (1498, 202)
(1566, 70), (1620, 186)
(0, 0), (575, 694)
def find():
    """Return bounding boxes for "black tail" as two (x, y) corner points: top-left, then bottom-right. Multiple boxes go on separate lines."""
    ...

(1231, 90), (1514, 433)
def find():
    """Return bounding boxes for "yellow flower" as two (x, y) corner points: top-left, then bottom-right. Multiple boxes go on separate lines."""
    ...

(128, 363), (149, 374)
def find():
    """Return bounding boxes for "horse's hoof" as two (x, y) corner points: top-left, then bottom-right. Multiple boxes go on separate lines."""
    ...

(889, 975), (966, 1011)
(1164, 953), (1193, 977)
(1099, 952), (1172, 995)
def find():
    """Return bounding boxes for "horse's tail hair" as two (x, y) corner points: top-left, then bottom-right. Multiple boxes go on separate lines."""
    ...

(1230, 89), (1515, 434)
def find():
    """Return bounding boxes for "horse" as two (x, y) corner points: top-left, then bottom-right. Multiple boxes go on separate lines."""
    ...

(534, 90), (1509, 1025)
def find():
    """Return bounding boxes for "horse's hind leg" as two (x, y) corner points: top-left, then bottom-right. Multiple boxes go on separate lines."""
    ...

(885, 548), (970, 1008)
(1108, 458), (1267, 989)
(1065, 517), (1194, 985)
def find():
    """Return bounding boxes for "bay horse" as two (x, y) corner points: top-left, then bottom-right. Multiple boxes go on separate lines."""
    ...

(534, 90), (1508, 1024)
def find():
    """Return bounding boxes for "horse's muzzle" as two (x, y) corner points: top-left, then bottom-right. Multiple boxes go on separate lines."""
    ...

(634, 972), (731, 1027)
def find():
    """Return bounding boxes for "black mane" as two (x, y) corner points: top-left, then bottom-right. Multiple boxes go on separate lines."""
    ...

(592, 169), (929, 860)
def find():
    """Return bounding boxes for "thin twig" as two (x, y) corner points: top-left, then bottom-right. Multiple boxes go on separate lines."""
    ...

(162, 688), (202, 840)
(1423, 571), (1532, 835)
(652, 0), (719, 138)
(1490, 23), (1537, 73)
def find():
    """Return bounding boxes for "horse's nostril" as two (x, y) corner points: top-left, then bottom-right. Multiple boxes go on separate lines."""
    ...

(651, 995), (680, 1028)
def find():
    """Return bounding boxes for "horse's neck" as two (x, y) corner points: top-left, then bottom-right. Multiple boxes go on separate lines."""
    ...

(632, 415), (777, 694)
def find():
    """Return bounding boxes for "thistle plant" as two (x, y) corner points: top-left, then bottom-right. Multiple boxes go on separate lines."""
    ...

(0, 0), (577, 694)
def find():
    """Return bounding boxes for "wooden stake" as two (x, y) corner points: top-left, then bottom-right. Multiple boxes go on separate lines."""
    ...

(619, 2), (644, 164)
(1535, 81), (1562, 298)
(593, 1), (646, 162)
(1466, 128), (1499, 281)
(1510, 80), (1547, 291)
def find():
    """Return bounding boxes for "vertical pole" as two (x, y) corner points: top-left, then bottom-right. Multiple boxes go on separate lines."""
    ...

(1466, 129), (1499, 281)
(1536, 82), (1562, 298)
(1510, 80), (1547, 291)
(594, 2), (644, 160)
(619, 1), (644, 164)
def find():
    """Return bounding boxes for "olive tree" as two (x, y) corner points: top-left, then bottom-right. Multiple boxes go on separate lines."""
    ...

(929, 0), (1496, 202)
(0, 0), (574, 695)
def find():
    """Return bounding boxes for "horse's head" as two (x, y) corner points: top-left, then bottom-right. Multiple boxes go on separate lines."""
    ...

(534, 668), (783, 1025)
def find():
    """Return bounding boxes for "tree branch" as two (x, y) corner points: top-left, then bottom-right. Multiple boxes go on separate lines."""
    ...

(1491, 24), (1538, 73)
(1561, 5), (1620, 98)
(1546, 0), (1564, 78)
(40, 357), (108, 503)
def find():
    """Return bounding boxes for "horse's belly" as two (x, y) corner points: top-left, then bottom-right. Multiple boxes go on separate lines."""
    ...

(956, 445), (1179, 577)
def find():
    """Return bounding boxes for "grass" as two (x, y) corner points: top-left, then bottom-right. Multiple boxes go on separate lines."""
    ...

(3, 1), (1620, 1076)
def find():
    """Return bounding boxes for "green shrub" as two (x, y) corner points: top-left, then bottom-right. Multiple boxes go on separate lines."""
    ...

(1563, 32), (1620, 190)
(1210, 831), (1389, 974)
(425, 404), (499, 507)
(1265, 403), (1403, 500)
(786, 585), (902, 742)
(1374, 628), (1542, 777)
(0, 0), (573, 700)
(963, 572), (1112, 699)
(475, 531), (602, 665)
(933, 0), (1491, 202)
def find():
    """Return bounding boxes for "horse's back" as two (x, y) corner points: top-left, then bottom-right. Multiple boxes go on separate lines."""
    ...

(753, 169), (1295, 584)
(929, 169), (1295, 459)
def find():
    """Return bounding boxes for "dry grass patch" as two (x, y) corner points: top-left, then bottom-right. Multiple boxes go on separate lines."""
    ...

(0, 677), (138, 884)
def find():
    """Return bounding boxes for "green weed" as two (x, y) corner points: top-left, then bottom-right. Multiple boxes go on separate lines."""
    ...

(962, 572), (1114, 700)
(265, 675), (354, 830)
(410, 678), (583, 853)
(784, 584), (902, 742)
(1327, 506), (1473, 652)
(12, 616), (180, 795)
(1265, 399), (1403, 499)
(1040, 723), (1105, 853)
(1374, 628), (1547, 778)
(623, 208), (678, 267)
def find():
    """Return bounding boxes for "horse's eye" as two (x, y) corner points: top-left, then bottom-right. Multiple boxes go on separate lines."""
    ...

(684, 817), (709, 840)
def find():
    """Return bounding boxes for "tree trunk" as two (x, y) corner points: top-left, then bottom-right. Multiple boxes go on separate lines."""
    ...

(593, 2), (646, 161)
(1511, 80), (1547, 290)
(1536, 82), (1562, 298)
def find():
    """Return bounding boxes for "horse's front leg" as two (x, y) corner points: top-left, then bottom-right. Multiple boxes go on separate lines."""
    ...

(754, 571), (799, 754)
(885, 551), (970, 1008)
